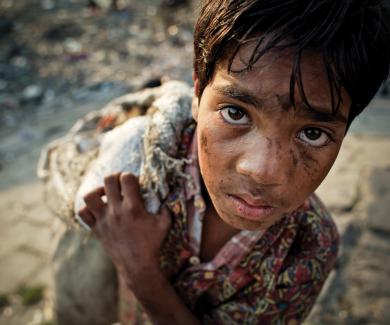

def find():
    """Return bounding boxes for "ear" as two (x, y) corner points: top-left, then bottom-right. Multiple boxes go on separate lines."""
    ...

(192, 71), (200, 121)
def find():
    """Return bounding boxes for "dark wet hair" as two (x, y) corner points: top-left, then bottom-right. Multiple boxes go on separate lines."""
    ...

(193, 0), (390, 126)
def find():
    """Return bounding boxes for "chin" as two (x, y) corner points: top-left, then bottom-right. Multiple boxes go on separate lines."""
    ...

(219, 211), (270, 231)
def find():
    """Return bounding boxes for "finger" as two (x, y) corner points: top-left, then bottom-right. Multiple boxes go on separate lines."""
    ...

(104, 173), (122, 206)
(120, 173), (143, 209)
(77, 206), (96, 230)
(83, 186), (106, 218)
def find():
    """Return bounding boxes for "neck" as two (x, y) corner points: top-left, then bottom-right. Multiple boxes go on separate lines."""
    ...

(200, 203), (240, 262)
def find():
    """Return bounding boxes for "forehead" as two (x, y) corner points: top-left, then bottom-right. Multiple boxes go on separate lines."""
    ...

(212, 43), (351, 119)
(226, 45), (325, 97)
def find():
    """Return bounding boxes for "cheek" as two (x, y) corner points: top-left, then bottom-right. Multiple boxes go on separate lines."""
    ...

(298, 148), (321, 179)
(198, 128), (223, 176)
(198, 128), (234, 192)
(200, 131), (209, 154)
(293, 146), (337, 192)
(198, 113), (234, 168)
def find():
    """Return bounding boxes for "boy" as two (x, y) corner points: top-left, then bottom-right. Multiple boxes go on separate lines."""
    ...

(76, 0), (390, 323)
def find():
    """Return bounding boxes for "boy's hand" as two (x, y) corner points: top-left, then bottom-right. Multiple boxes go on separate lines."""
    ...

(78, 172), (171, 291)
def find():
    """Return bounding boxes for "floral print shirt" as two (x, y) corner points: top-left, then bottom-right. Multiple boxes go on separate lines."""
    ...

(119, 122), (339, 325)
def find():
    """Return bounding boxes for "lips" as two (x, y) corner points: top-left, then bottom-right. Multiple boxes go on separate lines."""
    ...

(235, 193), (274, 207)
(226, 193), (276, 221)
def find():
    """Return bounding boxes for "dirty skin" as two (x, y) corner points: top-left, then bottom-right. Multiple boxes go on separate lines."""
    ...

(200, 131), (208, 154)
(298, 148), (320, 178)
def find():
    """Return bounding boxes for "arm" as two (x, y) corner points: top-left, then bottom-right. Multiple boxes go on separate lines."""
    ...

(120, 270), (199, 325)
(78, 172), (200, 325)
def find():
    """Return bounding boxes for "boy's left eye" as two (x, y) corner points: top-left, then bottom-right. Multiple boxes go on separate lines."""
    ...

(219, 106), (250, 125)
(297, 128), (330, 147)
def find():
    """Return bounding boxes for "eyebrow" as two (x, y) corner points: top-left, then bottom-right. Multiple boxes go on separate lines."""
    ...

(277, 94), (348, 124)
(213, 84), (264, 108)
(213, 84), (348, 124)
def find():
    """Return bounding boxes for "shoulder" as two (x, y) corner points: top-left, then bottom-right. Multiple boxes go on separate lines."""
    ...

(279, 194), (339, 283)
(296, 194), (339, 262)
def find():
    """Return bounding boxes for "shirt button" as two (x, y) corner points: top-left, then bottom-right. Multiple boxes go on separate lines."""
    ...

(189, 256), (200, 266)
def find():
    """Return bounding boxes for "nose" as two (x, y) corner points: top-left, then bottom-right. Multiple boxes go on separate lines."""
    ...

(236, 136), (292, 186)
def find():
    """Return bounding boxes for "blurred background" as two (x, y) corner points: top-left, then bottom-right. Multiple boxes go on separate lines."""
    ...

(0, 1), (389, 324)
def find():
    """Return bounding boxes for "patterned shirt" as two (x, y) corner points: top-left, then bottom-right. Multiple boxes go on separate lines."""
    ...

(119, 122), (339, 325)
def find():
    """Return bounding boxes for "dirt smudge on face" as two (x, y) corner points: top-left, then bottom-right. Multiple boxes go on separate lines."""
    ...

(289, 149), (299, 169)
(276, 94), (292, 111)
(266, 137), (272, 149)
(299, 148), (320, 178)
(200, 131), (209, 154)
(266, 138), (282, 157)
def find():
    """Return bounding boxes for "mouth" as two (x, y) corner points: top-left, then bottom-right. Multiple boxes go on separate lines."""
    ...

(226, 193), (276, 221)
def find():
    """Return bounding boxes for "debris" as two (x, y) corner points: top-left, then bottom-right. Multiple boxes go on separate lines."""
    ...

(44, 22), (83, 41)
(0, 96), (20, 127)
(64, 52), (88, 63)
(44, 125), (64, 137)
(41, 0), (55, 11)
(160, 0), (189, 9)
(19, 126), (40, 141)
(21, 85), (44, 105)
(11, 56), (28, 68)
(3, 306), (13, 317)
(140, 78), (162, 90)
(17, 286), (44, 306)
(64, 38), (82, 53)
(0, 16), (13, 37)
(0, 294), (9, 309)
(88, 81), (115, 92)
(43, 89), (55, 103)
(0, 79), (7, 91)
(167, 25), (179, 36)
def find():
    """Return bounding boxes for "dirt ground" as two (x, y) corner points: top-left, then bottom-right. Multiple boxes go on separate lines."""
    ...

(1, 1), (390, 324)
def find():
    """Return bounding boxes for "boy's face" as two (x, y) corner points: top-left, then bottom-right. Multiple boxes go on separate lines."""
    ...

(193, 45), (350, 231)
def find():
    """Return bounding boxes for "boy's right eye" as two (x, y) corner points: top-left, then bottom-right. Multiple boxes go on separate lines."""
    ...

(219, 106), (250, 125)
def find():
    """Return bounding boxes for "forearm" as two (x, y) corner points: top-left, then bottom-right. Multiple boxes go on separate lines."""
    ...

(122, 268), (201, 325)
